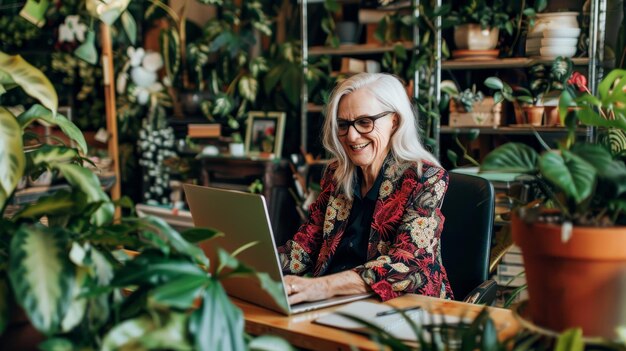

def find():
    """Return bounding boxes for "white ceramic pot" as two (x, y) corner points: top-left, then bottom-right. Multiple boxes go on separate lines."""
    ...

(229, 143), (245, 157)
(529, 12), (579, 35)
(454, 24), (499, 50)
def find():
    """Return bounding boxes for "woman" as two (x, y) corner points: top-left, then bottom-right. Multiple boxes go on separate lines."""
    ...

(278, 73), (452, 304)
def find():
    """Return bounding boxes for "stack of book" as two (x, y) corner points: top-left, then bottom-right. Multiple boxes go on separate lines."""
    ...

(493, 244), (528, 307)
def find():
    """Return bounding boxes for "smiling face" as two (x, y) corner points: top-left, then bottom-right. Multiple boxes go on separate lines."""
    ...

(337, 89), (397, 179)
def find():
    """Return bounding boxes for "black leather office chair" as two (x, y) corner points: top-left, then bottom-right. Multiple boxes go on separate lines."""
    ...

(440, 172), (497, 304)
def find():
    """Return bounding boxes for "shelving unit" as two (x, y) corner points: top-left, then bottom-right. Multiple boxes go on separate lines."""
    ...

(300, 0), (608, 158)
(441, 126), (590, 137)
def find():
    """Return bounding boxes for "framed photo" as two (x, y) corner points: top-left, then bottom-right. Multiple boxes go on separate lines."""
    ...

(245, 111), (286, 158)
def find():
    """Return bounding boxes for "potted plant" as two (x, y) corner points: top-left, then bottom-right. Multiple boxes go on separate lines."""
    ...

(0, 52), (290, 350)
(480, 68), (626, 339)
(484, 58), (570, 126)
(447, 0), (515, 51)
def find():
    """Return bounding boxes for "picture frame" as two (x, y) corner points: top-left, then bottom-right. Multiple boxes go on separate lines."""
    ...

(245, 111), (286, 158)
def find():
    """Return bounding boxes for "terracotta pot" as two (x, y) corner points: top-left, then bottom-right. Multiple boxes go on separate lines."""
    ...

(511, 214), (626, 339)
(543, 105), (561, 126)
(522, 106), (544, 126)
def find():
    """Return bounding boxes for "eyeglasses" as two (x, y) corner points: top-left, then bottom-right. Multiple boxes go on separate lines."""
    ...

(336, 111), (394, 136)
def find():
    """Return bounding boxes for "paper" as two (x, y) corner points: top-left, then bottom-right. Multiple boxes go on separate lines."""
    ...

(314, 301), (471, 342)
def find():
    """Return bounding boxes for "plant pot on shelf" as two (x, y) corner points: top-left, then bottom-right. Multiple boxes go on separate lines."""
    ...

(449, 97), (502, 127)
(454, 24), (499, 50)
(522, 105), (544, 126)
(178, 90), (212, 117)
(511, 213), (626, 339)
(543, 106), (561, 126)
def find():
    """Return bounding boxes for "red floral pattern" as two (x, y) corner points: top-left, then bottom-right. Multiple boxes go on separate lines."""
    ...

(278, 159), (453, 301)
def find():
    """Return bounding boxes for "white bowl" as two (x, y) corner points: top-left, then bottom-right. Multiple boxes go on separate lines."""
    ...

(540, 46), (577, 58)
(543, 28), (581, 38)
(541, 38), (578, 47)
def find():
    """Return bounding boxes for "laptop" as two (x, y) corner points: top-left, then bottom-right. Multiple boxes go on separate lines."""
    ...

(183, 184), (371, 315)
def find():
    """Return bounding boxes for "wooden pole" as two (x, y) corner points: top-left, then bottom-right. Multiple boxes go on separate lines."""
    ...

(100, 23), (122, 219)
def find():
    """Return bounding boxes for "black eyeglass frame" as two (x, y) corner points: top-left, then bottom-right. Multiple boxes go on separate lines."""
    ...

(336, 111), (394, 136)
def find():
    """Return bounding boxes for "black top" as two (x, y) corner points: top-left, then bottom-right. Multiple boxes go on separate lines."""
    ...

(325, 166), (385, 275)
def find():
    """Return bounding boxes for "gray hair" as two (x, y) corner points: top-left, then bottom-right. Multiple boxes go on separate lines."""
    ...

(321, 72), (440, 198)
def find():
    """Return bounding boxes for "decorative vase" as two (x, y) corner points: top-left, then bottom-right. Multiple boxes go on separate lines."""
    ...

(178, 91), (212, 117)
(454, 24), (499, 50)
(336, 21), (360, 45)
(512, 213), (626, 339)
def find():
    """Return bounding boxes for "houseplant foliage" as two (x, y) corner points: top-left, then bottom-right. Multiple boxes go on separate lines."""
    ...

(480, 69), (626, 338)
(0, 52), (290, 350)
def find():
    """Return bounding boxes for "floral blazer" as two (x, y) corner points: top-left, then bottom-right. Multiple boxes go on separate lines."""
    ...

(278, 158), (453, 301)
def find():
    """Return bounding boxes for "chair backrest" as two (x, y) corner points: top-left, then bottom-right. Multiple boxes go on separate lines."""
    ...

(440, 172), (495, 301)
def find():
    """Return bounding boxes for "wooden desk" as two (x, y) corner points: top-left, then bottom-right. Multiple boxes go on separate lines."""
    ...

(234, 294), (521, 351)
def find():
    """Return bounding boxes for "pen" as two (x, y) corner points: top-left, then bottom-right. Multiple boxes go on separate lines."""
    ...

(375, 306), (422, 317)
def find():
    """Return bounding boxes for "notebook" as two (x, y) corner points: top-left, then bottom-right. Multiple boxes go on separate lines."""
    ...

(314, 301), (472, 342)
(183, 184), (371, 315)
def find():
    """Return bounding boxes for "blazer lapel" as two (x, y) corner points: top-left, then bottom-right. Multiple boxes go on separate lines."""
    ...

(314, 193), (353, 275)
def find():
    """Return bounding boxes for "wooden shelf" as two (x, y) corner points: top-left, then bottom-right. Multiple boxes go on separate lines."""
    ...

(308, 42), (414, 56)
(442, 57), (590, 70)
(441, 125), (589, 136)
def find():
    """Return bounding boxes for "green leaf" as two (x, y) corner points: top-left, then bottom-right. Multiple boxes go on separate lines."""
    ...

(249, 335), (295, 351)
(181, 228), (224, 243)
(38, 338), (75, 351)
(216, 248), (289, 313)
(55, 163), (114, 226)
(110, 255), (206, 287)
(61, 267), (87, 332)
(598, 69), (626, 101)
(212, 93), (235, 117)
(26, 144), (79, 169)
(85, 0), (130, 25)
(539, 150), (596, 204)
(160, 28), (181, 82)
(9, 224), (74, 335)
(481, 143), (539, 173)
(480, 317), (498, 351)
(136, 216), (209, 266)
(0, 52), (57, 114)
(0, 107), (25, 200)
(280, 64), (302, 107)
(13, 190), (76, 220)
(572, 143), (626, 194)
(102, 312), (193, 351)
(238, 74), (258, 102)
(190, 283), (245, 351)
(150, 274), (209, 309)
(484, 77), (503, 90)
(555, 328), (584, 351)
(120, 11), (137, 45)
(447, 149), (459, 167)
(559, 88), (576, 124)
(17, 104), (87, 154)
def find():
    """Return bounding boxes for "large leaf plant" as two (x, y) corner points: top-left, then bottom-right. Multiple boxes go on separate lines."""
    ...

(0, 52), (291, 350)
(481, 69), (626, 226)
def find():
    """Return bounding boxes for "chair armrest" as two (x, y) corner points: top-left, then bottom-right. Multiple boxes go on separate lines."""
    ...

(462, 279), (498, 305)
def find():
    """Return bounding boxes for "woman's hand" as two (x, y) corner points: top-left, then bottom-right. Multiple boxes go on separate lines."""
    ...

(284, 270), (371, 305)
(284, 275), (331, 305)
